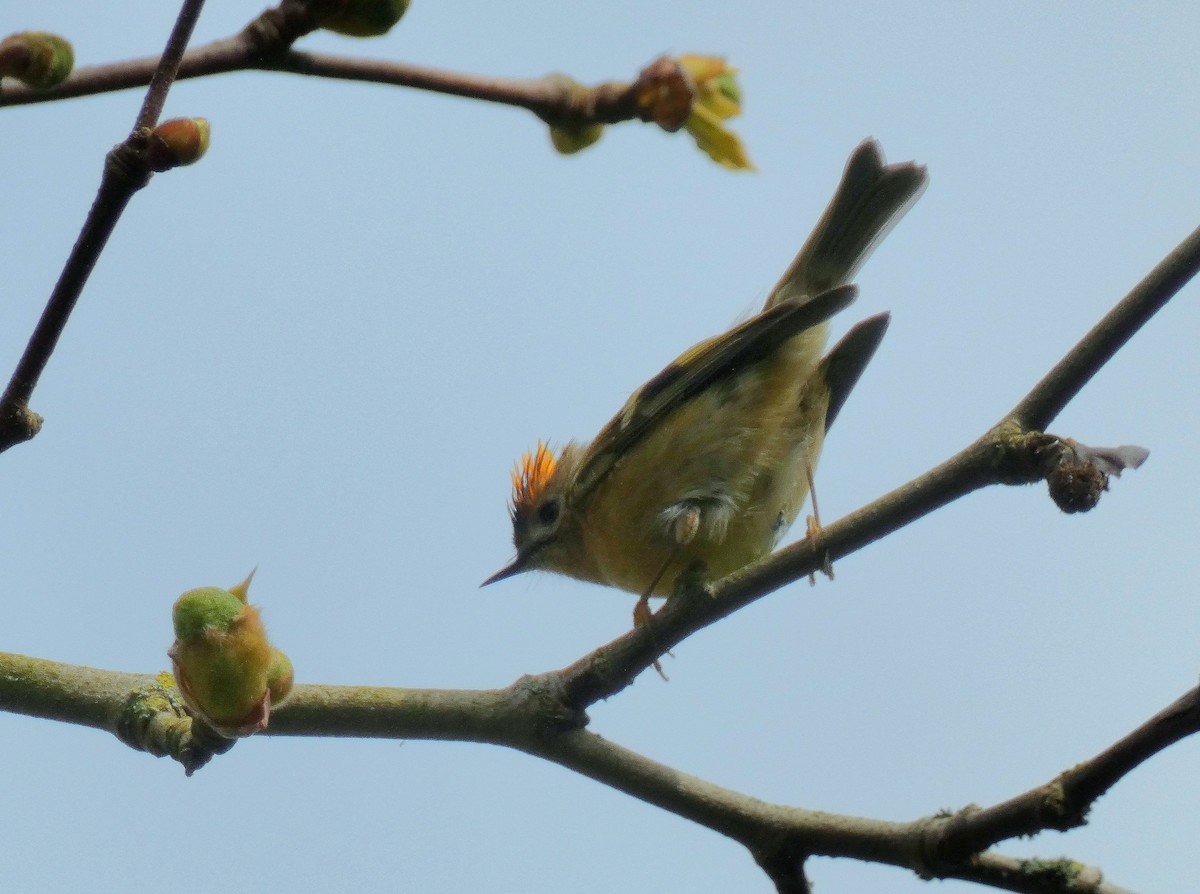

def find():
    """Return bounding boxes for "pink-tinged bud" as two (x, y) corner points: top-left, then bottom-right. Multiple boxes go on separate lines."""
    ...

(146, 118), (211, 172)
(632, 56), (693, 133)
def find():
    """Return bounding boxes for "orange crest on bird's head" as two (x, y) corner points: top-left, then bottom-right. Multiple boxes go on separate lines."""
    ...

(511, 441), (557, 511)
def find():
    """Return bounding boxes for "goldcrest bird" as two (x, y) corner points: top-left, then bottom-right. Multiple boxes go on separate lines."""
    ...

(483, 140), (927, 621)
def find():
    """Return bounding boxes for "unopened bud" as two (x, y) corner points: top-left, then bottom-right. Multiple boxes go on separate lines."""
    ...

(550, 122), (605, 155)
(168, 572), (290, 738)
(267, 648), (295, 705)
(321, 0), (411, 37)
(0, 31), (74, 89)
(146, 118), (211, 172)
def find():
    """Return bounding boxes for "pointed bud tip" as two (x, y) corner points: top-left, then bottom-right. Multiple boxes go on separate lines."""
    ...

(228, 568), (257, 603)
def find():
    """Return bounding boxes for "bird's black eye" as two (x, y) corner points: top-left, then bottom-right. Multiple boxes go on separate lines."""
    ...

(537, 497), (561, 527)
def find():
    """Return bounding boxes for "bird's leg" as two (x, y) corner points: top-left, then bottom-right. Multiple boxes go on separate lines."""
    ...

(635, 549), (682, 681)
(805, 461), (835, 584)
(633, 504), (701, 680)
(635, 559), (672, 681)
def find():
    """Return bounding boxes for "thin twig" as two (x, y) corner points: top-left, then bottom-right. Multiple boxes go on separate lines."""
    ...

(1, 35), (646, 126)
(1009, 224), (1200, 432)
(0, 0), (208, 453)
(934, 685), (1200, 861)
(0, 40), (246, 104)
(948, 852), (1137, 894)
(269, 50), (559, 112)
(0, 161), (144, 414)
(134, 0), (206, 131)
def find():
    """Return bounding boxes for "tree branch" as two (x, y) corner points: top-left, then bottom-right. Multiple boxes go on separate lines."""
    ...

(524, 729), (1141, 894)
(947, 852), (1136, 894)
(1, 24), (670, 129)
(133, 0), (206, 131)
(0, 0), (207, 453)
(932, 685), (1200, 862)
(262, 49), (675, 128)
(1, 648), (1159, 892)
(1009, 224), (1200, 432)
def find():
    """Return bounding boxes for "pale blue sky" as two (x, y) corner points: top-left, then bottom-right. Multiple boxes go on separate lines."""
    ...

(3, 4), (1199, 892)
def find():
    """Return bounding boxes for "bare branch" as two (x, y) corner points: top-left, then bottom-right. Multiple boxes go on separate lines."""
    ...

(2, 645), (1176, 891)
(0, 652), (146, 731)
(264, 49), (659, 126)
(0, 40), (247, 104)
(948, 852), (1137, 894)
(932, 685), (1200, 861)
(529, 730), (1140, 894)
(1009, 224), (1200, 432)
(2, 29), (669, 130)
(133, 0), (206, 131)
(0, 0), (207, 453)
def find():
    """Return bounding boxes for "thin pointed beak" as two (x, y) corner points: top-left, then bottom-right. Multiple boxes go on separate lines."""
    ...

(480, 556), (528, 587)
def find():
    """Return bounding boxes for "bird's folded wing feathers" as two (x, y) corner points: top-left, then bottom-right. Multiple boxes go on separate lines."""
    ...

(569, 285), (859, 507)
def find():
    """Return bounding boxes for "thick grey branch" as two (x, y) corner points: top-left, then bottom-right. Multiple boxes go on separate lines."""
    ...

(0, 649), (1156, 891)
